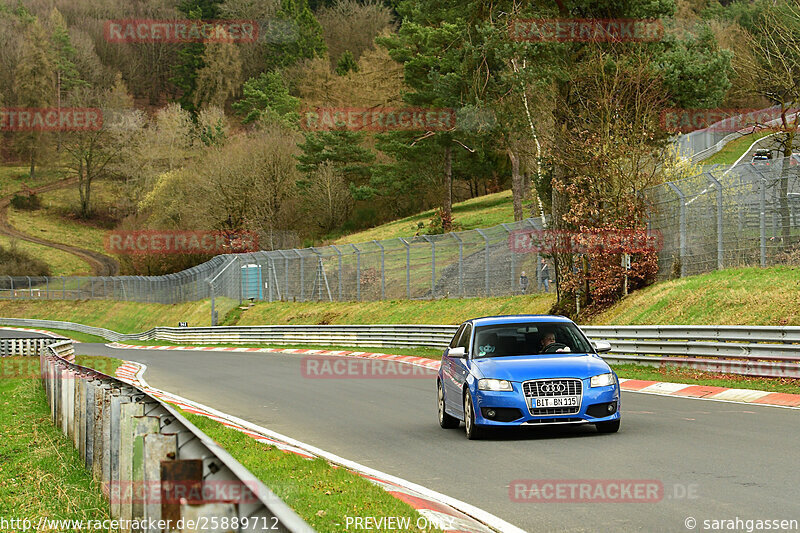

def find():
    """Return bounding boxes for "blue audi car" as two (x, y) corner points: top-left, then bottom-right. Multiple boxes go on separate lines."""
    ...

(437, 315), (621, 439)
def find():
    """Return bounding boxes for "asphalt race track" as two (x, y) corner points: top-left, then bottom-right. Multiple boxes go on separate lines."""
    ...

(77, 343), (800, 533)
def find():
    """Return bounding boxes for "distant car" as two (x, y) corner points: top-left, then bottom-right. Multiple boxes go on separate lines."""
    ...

(437, 315), (621, 439)
(751, 149), (773, 167)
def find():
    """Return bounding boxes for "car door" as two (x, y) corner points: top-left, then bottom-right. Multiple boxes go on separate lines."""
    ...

(449, 323), (473, 418)
(442, 324), (465, 411)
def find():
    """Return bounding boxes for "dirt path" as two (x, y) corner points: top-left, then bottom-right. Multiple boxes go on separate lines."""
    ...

(0, 177), (120, 275)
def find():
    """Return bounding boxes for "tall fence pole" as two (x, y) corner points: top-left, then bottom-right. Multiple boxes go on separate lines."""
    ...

(501, 224), (514, 293)
(399, 238), (410, 299)
(423, 236), (435, 298)
(476, 229), (490, 296)
(331, 245), (343, 301)
(667, 181), (687, 277)
(450, 233), (464, 297)
(760, 175), (767, 267)
(351, 243), (361, 301)
(706, 172), (724, 270)
(373, 240), (385, 300)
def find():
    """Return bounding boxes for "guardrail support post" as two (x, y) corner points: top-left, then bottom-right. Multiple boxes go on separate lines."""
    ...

(143, 433), (178, 531)
(130, 416), (161, 525)
(118, 403), (146, 526)
(161, 459), (203, 531)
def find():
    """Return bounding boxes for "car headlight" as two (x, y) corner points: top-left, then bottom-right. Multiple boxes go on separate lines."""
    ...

(478, 379), (513, 391)
(590, 373), (616, 388)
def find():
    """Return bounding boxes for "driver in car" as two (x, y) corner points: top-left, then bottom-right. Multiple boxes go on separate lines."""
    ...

(539, 331), (571, 354)
(539, 331), (556, 352)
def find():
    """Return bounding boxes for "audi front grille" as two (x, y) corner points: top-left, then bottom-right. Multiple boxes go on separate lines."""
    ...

(523, 378), (583, 416)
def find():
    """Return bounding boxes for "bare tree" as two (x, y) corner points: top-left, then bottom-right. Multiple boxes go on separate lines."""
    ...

(316, 0), (394, 68)
(735, 1), (800, 245)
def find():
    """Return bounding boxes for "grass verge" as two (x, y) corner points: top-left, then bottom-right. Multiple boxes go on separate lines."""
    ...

(0, 358), (115, 528)
(180, 410), (440, 533)
(704, 131), (774, 165)
(0, 298), (238, 332)
(239, 294), (555, 326)
(332, 190), (515, 244)
(591, 266), (800, 326)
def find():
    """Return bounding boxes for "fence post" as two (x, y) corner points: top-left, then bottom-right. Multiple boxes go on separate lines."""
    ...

(759, 174), (767, 267)
(423, 236), (435, 298)
(62, 276), (66, 299)
(294, 249), (304, 302)
(705, 172), (724, 270)
(501, 223), (515, 294)
(476, 229), (490, 296)
(277, 250), (289, 300)
(351, 244), (361, 301)
(450, 233), (464, 297)
(371, 240), (385, 300)
(399, 238), (410, 299)
(331, 245), (343, 301)
(667, 181), (687, 277)
(27, 276), (31, 299)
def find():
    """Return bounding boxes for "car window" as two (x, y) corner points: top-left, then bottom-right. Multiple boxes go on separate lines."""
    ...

(449, 324), (465, 349)
(472, 322), (593, 358)
(458, 324), (472, 351)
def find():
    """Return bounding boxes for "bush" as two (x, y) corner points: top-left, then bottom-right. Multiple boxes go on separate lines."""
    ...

(10, 193), (41, 210)
(0, 242), (51, 279)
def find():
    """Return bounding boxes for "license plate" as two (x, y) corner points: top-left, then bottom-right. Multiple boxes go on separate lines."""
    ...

(531, 396), (579, 408)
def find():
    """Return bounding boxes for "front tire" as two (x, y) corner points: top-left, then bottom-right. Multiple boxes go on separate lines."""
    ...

(438, 382), (460, 429)
(595, 419), (620, 434)
(463, 390), (484, 440)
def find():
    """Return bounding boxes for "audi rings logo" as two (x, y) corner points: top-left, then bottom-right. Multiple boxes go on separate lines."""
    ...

(540, 383), (566, 394)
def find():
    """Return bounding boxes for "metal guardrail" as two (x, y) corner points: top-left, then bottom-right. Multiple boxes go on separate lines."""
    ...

(39, 339), (313, 533)
(0, 336), (68, 356)
(7, 318), (800, 378)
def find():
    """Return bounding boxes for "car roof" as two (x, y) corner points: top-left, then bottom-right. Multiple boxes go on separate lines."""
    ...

(468, 315), (573, 327)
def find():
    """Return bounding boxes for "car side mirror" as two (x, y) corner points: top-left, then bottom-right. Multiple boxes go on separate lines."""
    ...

(592, 340), (612, 353)
(448, 347), (466, 358)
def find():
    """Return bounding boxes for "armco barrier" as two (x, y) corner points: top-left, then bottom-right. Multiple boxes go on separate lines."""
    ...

(0, 336), (69, 356)
(6, 318), (800, 378)
(39, 339), (313, 533)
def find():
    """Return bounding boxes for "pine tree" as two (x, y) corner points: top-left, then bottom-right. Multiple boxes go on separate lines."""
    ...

(14, 18), (55, 178)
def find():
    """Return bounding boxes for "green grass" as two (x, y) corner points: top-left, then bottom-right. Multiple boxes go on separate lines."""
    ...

(704, 131), (773, 165)
(0, 235), (91, 276)
(333, 189), (516, 244)
(0, 298), (239, 332)
(73, 355), (125, 376)
(239, 293), (555, 326)
(0, 358), (116, 529)
(7, 184), (117, 257)
(0, 166), (71, 197)
(180, 410), (439, 533)
(591, 266), (800, 326)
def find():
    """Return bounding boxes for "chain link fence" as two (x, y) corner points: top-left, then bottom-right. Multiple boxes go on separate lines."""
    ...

(0, 218), (556, 304)
(648, 160), (800, 277)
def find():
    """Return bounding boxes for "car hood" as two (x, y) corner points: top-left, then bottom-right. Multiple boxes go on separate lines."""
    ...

(469, 353), (611, 382)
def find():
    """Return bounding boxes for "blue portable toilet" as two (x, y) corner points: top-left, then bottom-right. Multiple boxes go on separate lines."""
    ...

(241, 264), (263, 300)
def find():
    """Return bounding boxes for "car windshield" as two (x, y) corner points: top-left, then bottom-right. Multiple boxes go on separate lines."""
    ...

(472, 322), (593, 358)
